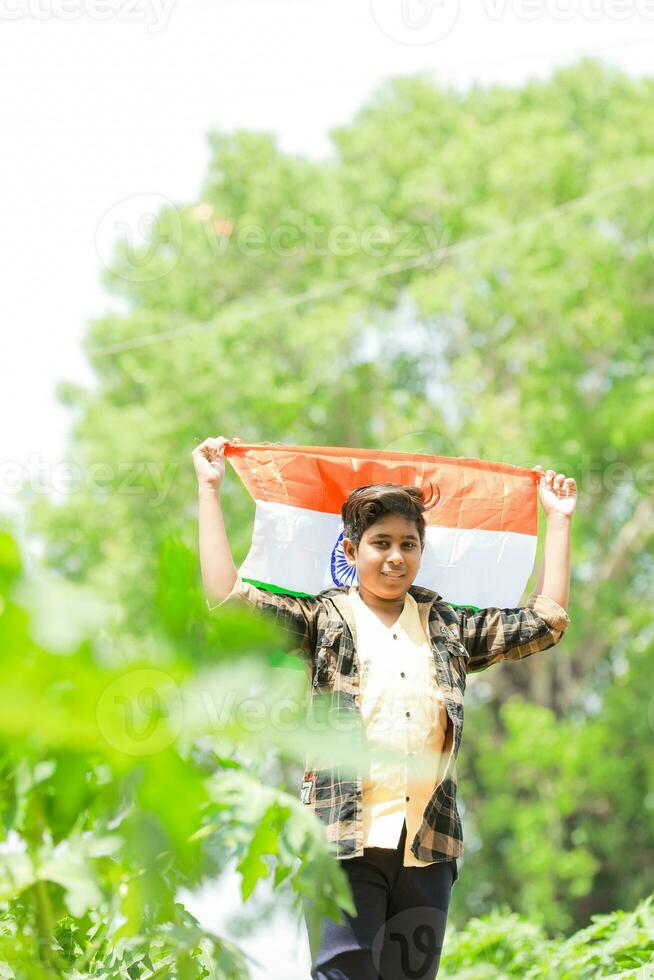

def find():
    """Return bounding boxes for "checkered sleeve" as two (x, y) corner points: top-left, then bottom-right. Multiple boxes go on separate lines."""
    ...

(207, 578), (320, 665)
(454, 592), (571, 674)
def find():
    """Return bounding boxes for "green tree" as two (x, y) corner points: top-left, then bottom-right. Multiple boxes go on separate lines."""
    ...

(0, 529), (356, 976)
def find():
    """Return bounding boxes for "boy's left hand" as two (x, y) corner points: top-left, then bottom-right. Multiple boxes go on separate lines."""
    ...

(533, 464), (577, 518)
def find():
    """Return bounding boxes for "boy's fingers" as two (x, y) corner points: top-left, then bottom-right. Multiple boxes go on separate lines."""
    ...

(193, 441), (213, 456)
(194, 436), (224, 450)
(193, 436), (228, 460)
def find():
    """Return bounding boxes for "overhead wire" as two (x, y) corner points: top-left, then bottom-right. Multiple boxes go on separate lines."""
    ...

(89, 167), (654, 357)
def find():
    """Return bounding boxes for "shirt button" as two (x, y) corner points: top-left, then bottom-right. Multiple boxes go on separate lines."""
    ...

(405, 795), (410, 801)
(393, 633), (398, 640)
(405, 711), (411, 718)
(400, 671), (406, 678)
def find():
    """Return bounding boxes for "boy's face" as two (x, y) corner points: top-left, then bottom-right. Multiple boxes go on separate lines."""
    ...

(342, 513), (422, 599)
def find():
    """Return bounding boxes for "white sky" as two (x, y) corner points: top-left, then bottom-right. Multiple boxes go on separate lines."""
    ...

(2, 1), (653, 973)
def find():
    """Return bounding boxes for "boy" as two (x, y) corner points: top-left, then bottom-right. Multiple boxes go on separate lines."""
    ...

(193, 435), (576, 980)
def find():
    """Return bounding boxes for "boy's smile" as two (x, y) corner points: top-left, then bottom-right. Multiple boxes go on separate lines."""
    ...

(342, 513), (423, 612)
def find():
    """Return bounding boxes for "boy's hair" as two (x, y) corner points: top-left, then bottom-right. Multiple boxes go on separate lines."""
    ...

(341, 482), (440, 550)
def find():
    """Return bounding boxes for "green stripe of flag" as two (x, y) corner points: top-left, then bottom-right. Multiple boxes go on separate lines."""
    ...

(243, 578), (479, 610)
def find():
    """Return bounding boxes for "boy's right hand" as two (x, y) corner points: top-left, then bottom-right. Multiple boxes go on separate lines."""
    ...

(192, 436), (242, 489)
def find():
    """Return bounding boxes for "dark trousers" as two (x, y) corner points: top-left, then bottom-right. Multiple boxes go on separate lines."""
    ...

(307, 820), (457, 980)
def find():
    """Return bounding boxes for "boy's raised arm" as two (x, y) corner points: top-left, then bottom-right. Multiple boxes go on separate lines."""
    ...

(454, 465), (576, 673)
(192, 436), (240, 606)
(192, 435), (319, 662)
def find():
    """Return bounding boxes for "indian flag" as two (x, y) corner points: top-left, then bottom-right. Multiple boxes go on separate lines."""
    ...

(224, 443), (541, 609)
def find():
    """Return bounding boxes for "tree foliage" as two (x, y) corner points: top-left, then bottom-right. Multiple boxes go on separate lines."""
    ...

(0, 530), (356, 976)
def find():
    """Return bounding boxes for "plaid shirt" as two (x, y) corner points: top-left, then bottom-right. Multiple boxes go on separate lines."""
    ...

(217, 580), (570, 863)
